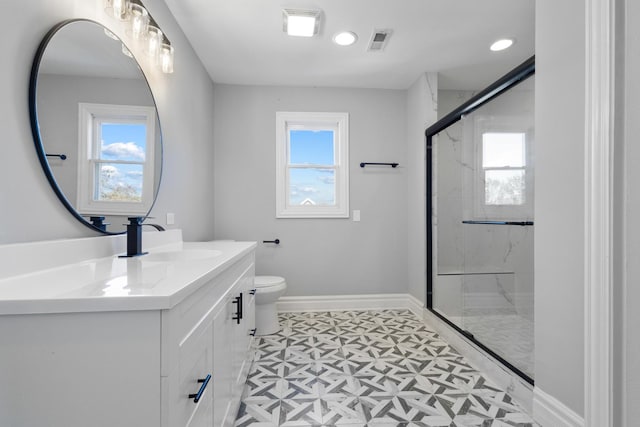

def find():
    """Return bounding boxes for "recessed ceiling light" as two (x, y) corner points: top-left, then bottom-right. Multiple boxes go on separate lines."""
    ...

(333, 31), (358, 46)
(283, 9), (321, 37)
(490, 38), (515, 51)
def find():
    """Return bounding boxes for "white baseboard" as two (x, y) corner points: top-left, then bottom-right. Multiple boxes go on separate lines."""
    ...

(277, 293), (418, 313)
(533, 387), (584, 427)
(407, 294), (424, 317)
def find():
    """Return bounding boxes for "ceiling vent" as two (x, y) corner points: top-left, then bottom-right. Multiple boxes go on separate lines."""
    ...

(367, 29), (392, 52)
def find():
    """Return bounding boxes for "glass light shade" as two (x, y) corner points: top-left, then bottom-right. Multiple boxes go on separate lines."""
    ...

(128, 4), (149, 40)
(145, 25), (163, 57)
(104, 0), (130, 21)
(158, 43), (174, 74)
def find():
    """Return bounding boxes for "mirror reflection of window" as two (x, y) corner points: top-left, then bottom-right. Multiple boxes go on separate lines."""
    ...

(481, 132), (526, 206)
(77, 103), (156, 215)
(96, 122), (147, 203)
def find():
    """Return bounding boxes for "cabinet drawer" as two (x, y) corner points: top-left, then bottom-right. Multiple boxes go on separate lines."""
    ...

(169, 316), (214, 427)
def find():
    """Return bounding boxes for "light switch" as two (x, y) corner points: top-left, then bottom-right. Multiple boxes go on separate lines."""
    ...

(353, 210), (361, 222)
(166, 213), (175, 225)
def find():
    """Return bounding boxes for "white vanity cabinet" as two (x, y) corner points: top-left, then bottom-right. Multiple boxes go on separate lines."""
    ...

(0, 241), (256, 427)
(165, 250), (256, 427)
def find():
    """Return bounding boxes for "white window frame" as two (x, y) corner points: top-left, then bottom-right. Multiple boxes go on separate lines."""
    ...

(470, 116), (534, 220)
(77, 103), (156, 216)
(275, 112), (349, 218)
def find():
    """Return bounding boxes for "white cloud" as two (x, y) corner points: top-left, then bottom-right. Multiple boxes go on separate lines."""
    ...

(291, 185), (319, 195)
(102, 142), (145, 161)
(126, 171), (143, 177)
(100, 165), (118, 178)
(319, 175), (335, 184)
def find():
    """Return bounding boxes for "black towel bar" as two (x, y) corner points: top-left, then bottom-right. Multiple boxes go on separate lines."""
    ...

(360, 162), (398, 168)
(462, 220), (534, 226)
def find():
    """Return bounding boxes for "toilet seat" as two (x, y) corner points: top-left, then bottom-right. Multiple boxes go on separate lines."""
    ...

(255, 276), (286, 289)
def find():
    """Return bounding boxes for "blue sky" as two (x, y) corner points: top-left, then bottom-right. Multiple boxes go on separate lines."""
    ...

(98, 123), (147, 198)
(289, 130), (336, 206)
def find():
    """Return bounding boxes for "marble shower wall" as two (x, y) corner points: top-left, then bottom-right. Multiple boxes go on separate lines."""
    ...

(434, 79), (535, 320)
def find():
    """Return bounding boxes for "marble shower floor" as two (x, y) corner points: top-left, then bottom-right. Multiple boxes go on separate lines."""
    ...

(234, 309), (538, 427)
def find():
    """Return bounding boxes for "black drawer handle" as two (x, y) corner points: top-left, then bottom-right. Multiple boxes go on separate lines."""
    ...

(188, 374), (211, 403)
(232, 293), (243, 324)
(250, 328), (257, 336)
(249, 289), (257, 295)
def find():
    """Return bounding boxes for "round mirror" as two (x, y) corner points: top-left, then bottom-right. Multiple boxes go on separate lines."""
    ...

(29, 19), (162, 234)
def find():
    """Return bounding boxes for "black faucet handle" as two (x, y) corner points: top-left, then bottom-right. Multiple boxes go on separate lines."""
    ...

(127, 216), (145, 225)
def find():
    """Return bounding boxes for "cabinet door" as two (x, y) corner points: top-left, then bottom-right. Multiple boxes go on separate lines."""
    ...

(212, 294), (234, 427)
(171, 314), (214, 427)
(213, 261), (256, 427)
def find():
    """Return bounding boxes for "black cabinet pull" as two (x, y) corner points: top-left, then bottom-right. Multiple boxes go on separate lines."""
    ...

(250, 328), (257, 336)
(188, 374), (211, 403)
(232, 293), (243, 324)
(249, 289), (257, 295)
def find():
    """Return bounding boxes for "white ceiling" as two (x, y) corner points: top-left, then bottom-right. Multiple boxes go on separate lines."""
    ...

(164, 0), (535, 90)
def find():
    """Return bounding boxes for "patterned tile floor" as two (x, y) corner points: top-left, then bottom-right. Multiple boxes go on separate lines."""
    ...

(445, 311), (534, 379)
(235, 309), (538, 427)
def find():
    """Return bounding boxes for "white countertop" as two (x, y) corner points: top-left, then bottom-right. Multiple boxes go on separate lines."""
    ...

(0, 239), (256, 315)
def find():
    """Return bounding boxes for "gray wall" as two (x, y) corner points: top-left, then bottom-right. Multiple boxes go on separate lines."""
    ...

(535, 0), (585, 416)
(621, 0), (638, 423)
(0, 0), (215, 243)
(212, 84), (409, 297)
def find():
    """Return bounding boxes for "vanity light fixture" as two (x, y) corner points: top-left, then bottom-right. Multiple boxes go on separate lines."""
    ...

(490, 38), (514, 51)
(128, 3), (149, 40)
(103, 0), (175, 74)
(283, 9), (321, 37)
(145, 25), (163, 57)
(333, 31), (358, 46)
(104, 0), (130, 21)
(159, 43), (174, 74)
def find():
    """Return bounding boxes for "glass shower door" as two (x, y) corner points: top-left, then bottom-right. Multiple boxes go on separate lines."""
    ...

(431, 75), (535, 381)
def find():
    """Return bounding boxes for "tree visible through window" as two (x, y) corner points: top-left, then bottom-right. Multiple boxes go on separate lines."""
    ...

(482, 132), (526, 205)
(77, 103), (156, 215)
(97, 122), (147, 202)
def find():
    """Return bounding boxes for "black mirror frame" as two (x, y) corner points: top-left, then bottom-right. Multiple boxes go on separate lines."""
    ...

(28, 19), (163, 235)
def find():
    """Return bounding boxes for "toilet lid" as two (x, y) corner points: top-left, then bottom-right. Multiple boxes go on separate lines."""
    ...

(255, 276), (286, 288)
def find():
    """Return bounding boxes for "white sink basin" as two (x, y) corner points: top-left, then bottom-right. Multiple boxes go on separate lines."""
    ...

(143, 249), (222, 263)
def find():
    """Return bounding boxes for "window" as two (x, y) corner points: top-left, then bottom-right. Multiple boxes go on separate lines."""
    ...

(77, 103), (156, 215)
(470, 118), (533, 219)
(276, 112), (349, 218)
(482, 132), (526, 205)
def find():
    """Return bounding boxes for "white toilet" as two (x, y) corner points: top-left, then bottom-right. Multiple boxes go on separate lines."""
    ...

(254, 276), (287, 335)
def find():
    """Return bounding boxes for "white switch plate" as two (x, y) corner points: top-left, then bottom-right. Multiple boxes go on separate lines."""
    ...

(353, 210), (361, 222)
(166, 213), (175, 225)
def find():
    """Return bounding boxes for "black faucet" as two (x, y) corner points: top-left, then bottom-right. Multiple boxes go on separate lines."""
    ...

(120, 216), (166, 258)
